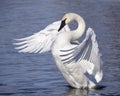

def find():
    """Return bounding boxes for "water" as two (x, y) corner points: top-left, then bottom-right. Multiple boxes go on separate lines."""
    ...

(0, 0), (120, 96)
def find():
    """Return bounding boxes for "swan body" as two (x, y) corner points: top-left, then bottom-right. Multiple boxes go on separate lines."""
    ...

(14, 13), (103, 89)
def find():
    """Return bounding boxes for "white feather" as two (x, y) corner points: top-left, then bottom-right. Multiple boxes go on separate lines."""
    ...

(14, 13), (103, 89)
(14, 21), (70, 53)
(60, 28), (103, 83)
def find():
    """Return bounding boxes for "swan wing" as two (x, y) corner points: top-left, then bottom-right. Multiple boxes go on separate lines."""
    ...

(60, 28), (103, 83)
(14, 21), (70, 53)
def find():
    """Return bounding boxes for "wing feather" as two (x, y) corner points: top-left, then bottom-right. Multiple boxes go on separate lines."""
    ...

(14, 21), (70, 53)
(60, 28), (103, 83)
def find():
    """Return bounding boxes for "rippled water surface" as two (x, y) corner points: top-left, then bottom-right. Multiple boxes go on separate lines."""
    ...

(0, 0), (120, 96)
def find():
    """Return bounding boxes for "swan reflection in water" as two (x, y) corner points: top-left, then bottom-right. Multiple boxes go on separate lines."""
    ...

(64, 87), (103, 96)
(64, 88), (89, 96)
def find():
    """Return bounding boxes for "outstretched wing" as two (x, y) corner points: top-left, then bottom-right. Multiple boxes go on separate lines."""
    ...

(14, 21), (70, 53)
(60, 28), (103, 83)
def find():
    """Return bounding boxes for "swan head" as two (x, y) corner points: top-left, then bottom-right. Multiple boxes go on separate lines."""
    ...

(58, 13), (73, 31)
(62, 13), (74, 24)
(58, 13), (84, 32)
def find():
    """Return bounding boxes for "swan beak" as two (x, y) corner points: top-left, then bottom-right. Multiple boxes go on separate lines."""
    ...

(58, 19), (66, 32)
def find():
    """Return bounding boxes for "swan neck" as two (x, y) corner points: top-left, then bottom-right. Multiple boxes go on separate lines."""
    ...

(71, 15), (86, 40)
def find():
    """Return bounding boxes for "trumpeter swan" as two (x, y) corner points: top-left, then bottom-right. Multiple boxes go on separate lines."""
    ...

(14, 13), (103, 89)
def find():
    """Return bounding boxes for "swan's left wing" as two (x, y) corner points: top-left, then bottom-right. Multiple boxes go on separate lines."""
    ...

(14, 21), (70, 53)
(60, 28), (103, 83)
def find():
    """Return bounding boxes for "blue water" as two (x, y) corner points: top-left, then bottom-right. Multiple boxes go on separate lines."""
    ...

(0, 0), (120, 96)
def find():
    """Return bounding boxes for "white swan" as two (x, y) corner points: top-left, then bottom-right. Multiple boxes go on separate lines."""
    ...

(14, 13), (103, 89)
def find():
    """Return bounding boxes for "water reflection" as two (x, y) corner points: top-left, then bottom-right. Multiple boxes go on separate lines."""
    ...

(64, 88), (89, 96)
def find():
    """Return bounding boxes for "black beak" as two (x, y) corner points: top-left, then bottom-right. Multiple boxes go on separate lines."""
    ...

(58, 19), (66, 32)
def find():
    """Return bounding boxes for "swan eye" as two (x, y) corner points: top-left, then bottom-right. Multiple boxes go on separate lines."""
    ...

(63, 18), (67, 23)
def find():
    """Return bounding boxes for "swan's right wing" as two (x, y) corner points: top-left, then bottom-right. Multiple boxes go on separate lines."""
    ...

(14, 21), (70, 53)
(60, 28), (103, 83)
